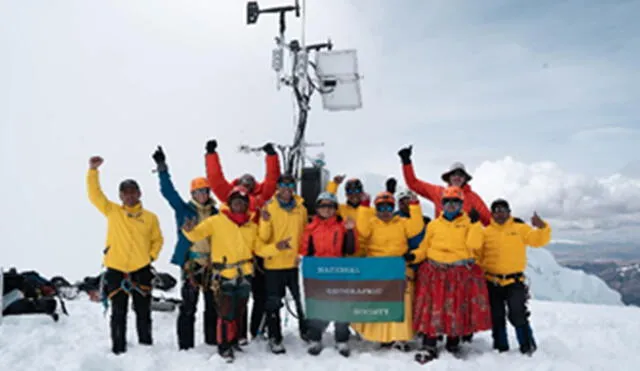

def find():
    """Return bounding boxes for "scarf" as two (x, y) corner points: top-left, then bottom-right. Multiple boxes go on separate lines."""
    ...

(222, 209), (250, 226)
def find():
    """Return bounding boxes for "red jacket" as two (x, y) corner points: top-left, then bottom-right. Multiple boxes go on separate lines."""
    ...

(206, 152), (281, 211)
(402, 163), (491, 226)
(299, 216), (358, 257)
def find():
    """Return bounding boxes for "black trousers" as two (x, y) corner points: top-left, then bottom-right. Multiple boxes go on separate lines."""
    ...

(104, 265), (153, 354)
(264, 267), (306, 343)
(217, 276), (252, 353)
(243, 257), (267, 339)
(177, 264), (218, 350)
(307, 319), (350, 343)
(487, 280), (531, 350)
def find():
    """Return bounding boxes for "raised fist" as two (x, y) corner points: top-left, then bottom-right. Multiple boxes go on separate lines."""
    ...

(398, 146), (413, 163)
(531, 212), (546, 228)
(262, 142), (276, 155)
(152, 145), (166, 165)
(182, 217), (197, 232)
(206, 139), (217, 154)
(333, 174), (346, 185)
(386, 177), (397, 194)
(89, 156), (104, 169)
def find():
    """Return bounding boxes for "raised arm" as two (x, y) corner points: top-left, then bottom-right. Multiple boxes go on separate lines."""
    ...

(398, 146), (442, 202)
(87, 156), (116, 216)
(258, 143), (281, 201)
(152, 146), (187, 211)
(205, 140), (233, 203)
(517, 213), (552, 247)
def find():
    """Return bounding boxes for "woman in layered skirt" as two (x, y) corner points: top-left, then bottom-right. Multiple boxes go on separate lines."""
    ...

(351, 191), (425, 350)
(404, 186), (491, 363)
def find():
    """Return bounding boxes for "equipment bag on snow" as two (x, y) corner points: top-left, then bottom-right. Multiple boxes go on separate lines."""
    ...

(2, 268), (68, 321)
(151, 296), (182, 312)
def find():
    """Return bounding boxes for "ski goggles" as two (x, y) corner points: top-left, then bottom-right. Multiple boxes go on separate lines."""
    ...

(191, 188), (210, 195)
(345, 187), (362, 195)
(442, 198), (463, 208)
(278, 182), (296, 189)
(376, 203), (394, 213)
(317, 202), (337, 209)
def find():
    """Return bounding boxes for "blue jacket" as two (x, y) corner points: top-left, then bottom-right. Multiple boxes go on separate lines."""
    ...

(158, 169), (218, 267)
(396, 210), (429, 271)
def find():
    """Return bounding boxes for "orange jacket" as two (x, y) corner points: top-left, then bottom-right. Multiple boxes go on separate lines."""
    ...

(402, 163), (491, 226)
(205, 152), (281, 211)
(299, 215), (358, 257)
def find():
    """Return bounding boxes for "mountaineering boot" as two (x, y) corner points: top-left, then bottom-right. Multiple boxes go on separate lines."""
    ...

(268, 338), (286, 354)
(415, 347), (438, 364)
(336, 342), (350, 358)
(515, 324), (537, 356)
(445, 336), (461, 354)
(492, 325), (509, 352)
(392, 341), (411, 352)
(307, 341), (323, 356)
(462, 334), (474, 343)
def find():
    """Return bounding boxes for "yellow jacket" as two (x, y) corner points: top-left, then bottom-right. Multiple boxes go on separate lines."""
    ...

(356, 203), (425, 279)
(87, 169), (163, 273)
(413, 213), (482, 265)
(471, 217), (552, 285)
(258, 195), (308, 270)
(182, 213), (280, 279)
(326, 180), (367, 256)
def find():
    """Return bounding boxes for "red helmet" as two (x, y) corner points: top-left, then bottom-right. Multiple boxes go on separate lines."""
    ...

(228, 185), (249, 201)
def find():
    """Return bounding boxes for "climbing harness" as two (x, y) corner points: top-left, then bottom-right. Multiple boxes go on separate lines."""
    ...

(100, 272), (152, 316)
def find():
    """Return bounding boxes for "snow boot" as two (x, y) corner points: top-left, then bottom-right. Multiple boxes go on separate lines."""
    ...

(515, 324), (537, 356)
(219, 348), (235, 363)
(336, 342), (350, 358)
(307, 341), (323, 356)
(392, 341), (411, 352)
(415, 347), (438, 364)
(462, 334), (473, 343)
(268, 338), (286, 354)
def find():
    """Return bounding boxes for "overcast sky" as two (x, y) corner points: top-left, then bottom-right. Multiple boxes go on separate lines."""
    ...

(1, 0), (639, 278)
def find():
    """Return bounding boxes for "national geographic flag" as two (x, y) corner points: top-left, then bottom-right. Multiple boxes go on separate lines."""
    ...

(302, 257), (405, 323)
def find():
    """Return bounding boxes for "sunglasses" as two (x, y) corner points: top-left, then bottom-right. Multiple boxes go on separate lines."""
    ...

(192, 188), (210, 195)
(279, 182), (296, 189)
(317, 203), (337, 209)
(442, 198), (462, 208)
(345, 188), (362, 195)
(376, 204), (394, 213)
(492, 206), (510, 213)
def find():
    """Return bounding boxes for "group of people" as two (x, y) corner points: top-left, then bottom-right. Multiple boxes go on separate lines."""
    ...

(86, 140), (552, 364)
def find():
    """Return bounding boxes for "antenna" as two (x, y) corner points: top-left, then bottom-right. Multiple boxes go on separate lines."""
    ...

(242, 0), (363, 186)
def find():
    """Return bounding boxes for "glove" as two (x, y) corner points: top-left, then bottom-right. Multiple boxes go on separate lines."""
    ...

(398, 145), (412, 165)
(206, 139), (217, 154)
(386, 177), (397, 194)
(262, 142), (276, 155)
(403, 252), (416, 262)
(469, 208), (480, 224)
(152, 145), (166, 165)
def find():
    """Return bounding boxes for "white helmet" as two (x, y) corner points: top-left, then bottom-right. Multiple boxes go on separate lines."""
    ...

(396, 188), (414, 202)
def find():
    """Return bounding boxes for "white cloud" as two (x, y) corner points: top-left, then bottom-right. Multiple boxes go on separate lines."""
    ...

(470, 157), (640, 239)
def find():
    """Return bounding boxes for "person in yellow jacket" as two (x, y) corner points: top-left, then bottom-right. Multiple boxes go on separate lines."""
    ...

(325, 175), (367, 256)
(351, 191), (425, 351)
(86, 156), (164, 355)
(405, 186), (491, 364)
(258, 174), (309, 353)
(472, 199), (551, 356)
(181, 185), (291, 363)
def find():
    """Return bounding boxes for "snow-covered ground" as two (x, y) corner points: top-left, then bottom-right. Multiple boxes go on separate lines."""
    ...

(1, 296), (639, 371)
